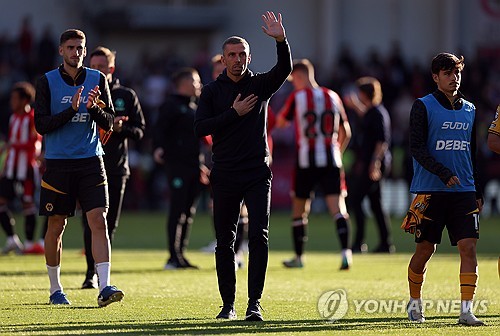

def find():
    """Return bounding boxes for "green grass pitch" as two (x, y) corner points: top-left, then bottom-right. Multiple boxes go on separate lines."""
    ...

(0, 211), (498, 335)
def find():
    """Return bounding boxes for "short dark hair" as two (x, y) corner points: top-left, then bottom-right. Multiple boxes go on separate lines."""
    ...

(172, 67), (198, 88)
(222, 36), (249, 53)
(356, 76), (383, 105)
(292, 58), (314, 76)
(59, 29), (85, 45)
(90, 46), (116, 66)
(11, 81), (35, 103)
(431, 52), (464, 74)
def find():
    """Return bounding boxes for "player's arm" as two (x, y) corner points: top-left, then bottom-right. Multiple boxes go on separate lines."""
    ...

(259, 39), (292, 98)
(153, 100), (173, 148)
(342, 90), (364, 116)
(194, 86), (239, 137)
(34, 75), (79, 135)
(87, 73), (114, 131)
(369, 141), (388, 182)
(487, 133), (500, 154)
(335, 92), (351, 153)
(371, 141), (388, 163)
(487, 105), (500, 154)
(120, 89), (145, 141)
(409, 99), (454, 185)
(259, 12), (292, 98)
(276, 92), (296, 128)
(152, 99), (178, 164)
(470, 116), (483, 210)
(370, 109), (389, 161)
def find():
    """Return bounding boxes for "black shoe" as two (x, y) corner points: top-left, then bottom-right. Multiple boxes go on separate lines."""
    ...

(164, 259), (184, 270)
(373, 244), (396, 253)
(180, 257), (199, 269)
(245, 300), (264, 321)
(216, 304), (237, 319)
(81, 274), (98, 289)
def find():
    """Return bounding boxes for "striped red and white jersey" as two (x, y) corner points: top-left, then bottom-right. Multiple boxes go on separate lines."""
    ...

(3, 108), (41, 180)
(281, 87), (344, 169)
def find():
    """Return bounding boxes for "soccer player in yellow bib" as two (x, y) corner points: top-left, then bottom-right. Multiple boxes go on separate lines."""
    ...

(486, 104), (500, 279)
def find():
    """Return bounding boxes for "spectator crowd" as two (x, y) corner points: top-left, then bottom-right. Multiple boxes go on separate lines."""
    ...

(1, 18), (499, 213)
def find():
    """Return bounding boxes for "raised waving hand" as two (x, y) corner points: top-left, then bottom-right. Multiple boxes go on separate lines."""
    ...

(261, 11), (285, 42)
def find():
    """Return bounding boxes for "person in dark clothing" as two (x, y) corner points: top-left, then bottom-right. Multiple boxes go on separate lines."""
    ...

(81, 46), (146, 289)
(194, 11), (292, 321)
(34, 29), (123, 306)
(344, 76), (394, 253)
(153, 67), (205, 270)
(485, 104), (500, 279)
(402, 52), (484, 326)
(200, 54), (277, 272)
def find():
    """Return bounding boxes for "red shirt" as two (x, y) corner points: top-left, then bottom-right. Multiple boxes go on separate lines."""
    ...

(3, 108), (41, 180)
(281, 87), (344, 169)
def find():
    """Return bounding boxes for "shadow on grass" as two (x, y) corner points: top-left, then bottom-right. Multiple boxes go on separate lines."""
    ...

(2, 303), (102, 310)
(2, 315), (497, 335)
(0, 266), (214, 278)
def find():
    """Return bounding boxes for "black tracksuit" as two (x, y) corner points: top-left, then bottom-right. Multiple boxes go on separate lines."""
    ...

(347, 103), (392, 249)
(154, 93), (202, 264)
(194, 39), (292, 304)
(82, 78), (145, 278)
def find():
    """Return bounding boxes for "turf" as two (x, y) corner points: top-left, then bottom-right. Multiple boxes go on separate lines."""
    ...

(0, 211), (498, 335)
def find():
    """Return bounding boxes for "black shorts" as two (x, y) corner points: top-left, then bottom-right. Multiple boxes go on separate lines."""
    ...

(39, 156), (108, 217)
(293, 166), (343, 199)
(0, 166), (37, 203)
(0, 177), (36, 203)
(415, 192), (479, 246)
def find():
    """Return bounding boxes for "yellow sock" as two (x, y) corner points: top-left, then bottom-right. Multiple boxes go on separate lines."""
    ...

(408, 266), (425, 299)
(498, 257), (499, 279)
(460, 272), (478, 301)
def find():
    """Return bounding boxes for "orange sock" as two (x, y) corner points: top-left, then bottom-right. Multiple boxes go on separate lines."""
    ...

(408, 266), (425, 299)
(460, 272), (478, 301)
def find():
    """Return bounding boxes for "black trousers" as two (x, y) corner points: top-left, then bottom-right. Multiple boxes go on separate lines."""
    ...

(347, 173), (391, 247)
(210, 165), (272, 305)
(165, 164), (201, 262)
(83, 174), (127, 275)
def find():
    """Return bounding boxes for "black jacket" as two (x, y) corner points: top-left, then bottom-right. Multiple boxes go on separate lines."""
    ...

(154, 93), (200, 167)
(104, 78), (146, 176)
(34, 65), (114, 136)
(194, 39), (292, 171)
(354, 104), (391, 174)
